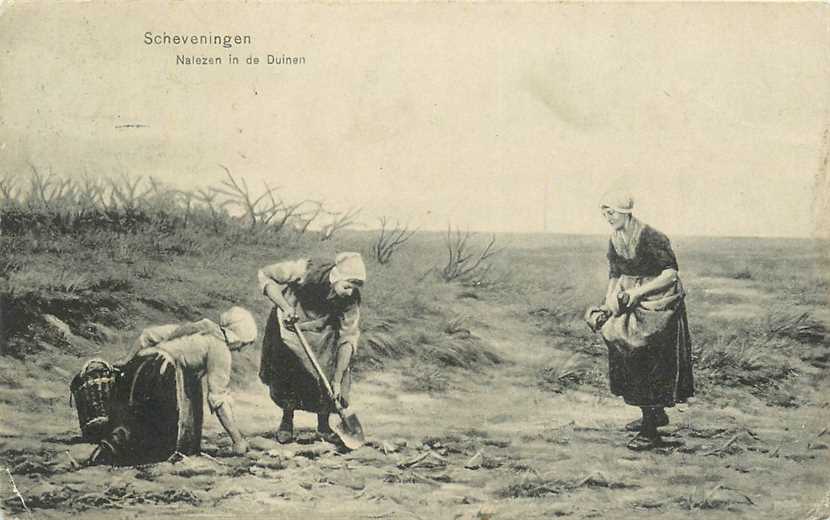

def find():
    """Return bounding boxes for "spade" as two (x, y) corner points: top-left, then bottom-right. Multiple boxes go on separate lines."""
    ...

(294, 326), (365, 450)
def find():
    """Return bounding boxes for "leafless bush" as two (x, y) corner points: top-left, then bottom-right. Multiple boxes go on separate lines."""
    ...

(441, 225), (500, 282)
(75, 175), (107, 210)
(193, 188), (233, 234)
(106, 174), (151, 212)
(372, 217), (417, 264)
(275, 207), (318, 236)
(27, 164), (77, 210)
(213, 164), (281, 233)
(266, 191), (315, 234)
(293, 201), (325, 234)
(213, 164), (323, 236)
(320, 207), (361, 240)
(0, 175), (21, 209)
(0, 167), (337, 240)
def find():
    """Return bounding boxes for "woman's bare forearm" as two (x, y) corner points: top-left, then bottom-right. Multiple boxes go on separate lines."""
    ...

(605, 278), (618, 301)
(333, 343), (353, 386)
(215, 402), (244, 444)
(263, 283), (294, 314)
(631, 269), (677, 298)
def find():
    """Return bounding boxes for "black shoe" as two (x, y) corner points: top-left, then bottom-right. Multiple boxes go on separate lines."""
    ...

(276, 418), (294, 444)
(317, 430), (340, 444)
(627, 432), (660, 451)
(276, 424), (294, 444)
(624, 410), (669, 432)
(276, 410), (295, 444)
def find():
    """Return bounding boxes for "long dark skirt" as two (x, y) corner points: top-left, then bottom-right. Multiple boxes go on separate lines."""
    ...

(259, 306), (351, 414)
(102, 351), (202, 465)
(606, 302), (695, 407)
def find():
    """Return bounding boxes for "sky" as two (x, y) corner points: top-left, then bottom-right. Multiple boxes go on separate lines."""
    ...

(0, 1), (827, 238)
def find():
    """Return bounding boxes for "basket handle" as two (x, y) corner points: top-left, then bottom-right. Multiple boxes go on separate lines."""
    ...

(71, 358), (115, 408)
(79, 358), (114, 377)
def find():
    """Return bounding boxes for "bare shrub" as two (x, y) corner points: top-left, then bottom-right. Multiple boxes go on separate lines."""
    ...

(293, 201), (325, 234)
(214, 164), (276, 232)
(192, 188), (233, 233)
(75, 175), (107, 210)
(0, 168), (329, 240)
(276, 200), (308, 232)
(320, 207), (361, 240)
(214, 164), (282, 233)
(27, 164), (77, 210)
(372, 217), (417, 265)
(441, 225), (500, 282)
(0, 175), (21, 205)
(107, 174), (151, 212)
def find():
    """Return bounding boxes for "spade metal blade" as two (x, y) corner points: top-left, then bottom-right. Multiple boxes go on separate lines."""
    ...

(333, 408), (365, 450)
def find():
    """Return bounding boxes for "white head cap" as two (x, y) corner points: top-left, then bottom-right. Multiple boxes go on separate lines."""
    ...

(219, 306), (258, 344)
(329, 252), (367, 284)
(599, 190), (634, 214)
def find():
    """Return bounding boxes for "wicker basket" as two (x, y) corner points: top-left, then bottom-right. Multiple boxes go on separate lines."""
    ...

(70, 358), (119, 443)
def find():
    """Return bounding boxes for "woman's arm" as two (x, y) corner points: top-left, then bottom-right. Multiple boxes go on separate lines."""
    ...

(257, 259), (307, 316)
(206, 345), (247, 454)
(215, 402), (247, 454)
(625, 268), (678, 304)
(331, 343), (353, 402)
(263, 283), (296, 319)
(604, 240), (622, 314)
(604, 277), (618, 303)
(622, 228), (680, 307)
(331, 305), (360, 401)
(114, 324), (179, 365)
(604, 277), (620, 315)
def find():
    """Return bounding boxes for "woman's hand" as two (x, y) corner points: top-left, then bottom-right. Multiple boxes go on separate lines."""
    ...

(232, 438), (249, 455)
(282, 311), (299, 331)
(331, 380), (342, 402)
(620, 289), (642, 310)
(585, 305), (612, 332)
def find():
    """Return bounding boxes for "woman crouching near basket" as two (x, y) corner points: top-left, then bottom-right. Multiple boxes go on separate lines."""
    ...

(91, 307), (257, 465)
(585, 191), (694, 450)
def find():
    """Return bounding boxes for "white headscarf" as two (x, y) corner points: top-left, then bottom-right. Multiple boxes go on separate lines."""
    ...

(219, 306), (258, 344)
(599, 190), (634, 214)
(329, 252), (367, 284)
(600, 190), (642, 259)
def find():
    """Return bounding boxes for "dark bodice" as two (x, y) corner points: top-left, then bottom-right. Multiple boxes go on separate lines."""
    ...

(607, 226), (679, 278)
(291, 258), (361, 322)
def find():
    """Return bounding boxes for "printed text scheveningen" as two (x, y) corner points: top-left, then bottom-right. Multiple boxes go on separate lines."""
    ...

(144, 31), (253, 49)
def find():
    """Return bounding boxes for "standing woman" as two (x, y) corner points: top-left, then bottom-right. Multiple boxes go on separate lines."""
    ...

(588, 191), (694, 450)
(257, 252), (365, 444)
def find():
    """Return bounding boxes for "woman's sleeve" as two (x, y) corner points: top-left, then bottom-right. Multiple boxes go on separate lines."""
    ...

(257, 258), (309, 295)
(337, 304), (361, 354)
(647, 230), (679, 271)
(205, 342), (233, 412)
(138, 324), (180, 348)
(166, 319), (216, 341)
(607, 240), (621, 279)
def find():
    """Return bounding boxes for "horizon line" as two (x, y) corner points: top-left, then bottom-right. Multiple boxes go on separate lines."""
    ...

(346, 228), (826, 241)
